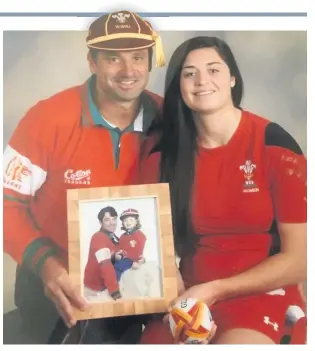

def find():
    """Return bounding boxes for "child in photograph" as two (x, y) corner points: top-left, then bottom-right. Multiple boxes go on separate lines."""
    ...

(114, 209), (147, 281)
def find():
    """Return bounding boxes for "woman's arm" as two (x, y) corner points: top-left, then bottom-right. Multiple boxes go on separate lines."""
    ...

(174, 255), (185, 295)
(176, 266), (186, 295)
(213, 222), (306, 301)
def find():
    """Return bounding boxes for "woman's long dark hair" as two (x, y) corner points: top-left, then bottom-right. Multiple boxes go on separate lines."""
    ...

(149, 36), (244, 258)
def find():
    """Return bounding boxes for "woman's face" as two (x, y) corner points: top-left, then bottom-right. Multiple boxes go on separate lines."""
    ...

(180, 47), (235, 114)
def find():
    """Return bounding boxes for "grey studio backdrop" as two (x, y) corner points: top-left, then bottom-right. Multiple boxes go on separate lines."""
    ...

(3, 30), (307, 313)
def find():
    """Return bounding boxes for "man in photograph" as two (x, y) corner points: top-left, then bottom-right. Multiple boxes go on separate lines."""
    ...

(84, 206), (122, 300)
(3, 9), (165, 344)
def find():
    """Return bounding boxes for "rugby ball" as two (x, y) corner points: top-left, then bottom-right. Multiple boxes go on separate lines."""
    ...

(169, 297), (213, 344)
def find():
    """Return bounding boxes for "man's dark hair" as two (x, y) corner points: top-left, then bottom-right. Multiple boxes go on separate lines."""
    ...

(98, 206), (118, 222)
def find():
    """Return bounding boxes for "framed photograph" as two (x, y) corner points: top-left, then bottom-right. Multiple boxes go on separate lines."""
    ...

(67, 183), (178, 320)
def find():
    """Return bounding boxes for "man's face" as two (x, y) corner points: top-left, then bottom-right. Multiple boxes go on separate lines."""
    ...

(101, 212), (117, 233)
(89, 49), (150, 103)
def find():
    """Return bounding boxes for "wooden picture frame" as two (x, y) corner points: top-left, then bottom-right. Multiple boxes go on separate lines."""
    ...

(67, 183), (178, 320)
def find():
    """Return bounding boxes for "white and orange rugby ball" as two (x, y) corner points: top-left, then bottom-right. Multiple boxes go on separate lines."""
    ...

(169, 298), (213, 344)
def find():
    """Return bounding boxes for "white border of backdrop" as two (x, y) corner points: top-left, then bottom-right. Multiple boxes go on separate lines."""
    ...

(0, 0), (309, 13)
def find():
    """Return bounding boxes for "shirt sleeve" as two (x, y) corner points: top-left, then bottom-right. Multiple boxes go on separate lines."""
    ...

(3, 102), (58, 272)
(91, 235), (119, 294)
(138, 136), (162, 185)
(265, 122), (306, 223)
(136, 231), (147, 259)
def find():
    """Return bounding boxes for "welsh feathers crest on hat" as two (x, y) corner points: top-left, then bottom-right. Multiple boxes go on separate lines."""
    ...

(86, 10), (165, 67)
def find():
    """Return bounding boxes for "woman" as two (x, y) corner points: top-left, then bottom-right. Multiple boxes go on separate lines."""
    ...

(135, 36), (307, 344)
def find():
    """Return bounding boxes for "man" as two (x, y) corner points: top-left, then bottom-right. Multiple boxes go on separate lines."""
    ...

(3, 10), (165, 344)
(84, 207), (122, 300)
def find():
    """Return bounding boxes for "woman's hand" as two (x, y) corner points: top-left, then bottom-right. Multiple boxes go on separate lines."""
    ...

(171, 280), (222, 308)
(163, 280), (221, 344)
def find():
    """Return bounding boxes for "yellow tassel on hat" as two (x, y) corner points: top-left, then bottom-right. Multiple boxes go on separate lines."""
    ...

(152, 31), (166, 67)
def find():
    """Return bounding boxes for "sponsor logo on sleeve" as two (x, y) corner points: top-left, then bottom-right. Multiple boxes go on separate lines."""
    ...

(3, 145), (47, 195)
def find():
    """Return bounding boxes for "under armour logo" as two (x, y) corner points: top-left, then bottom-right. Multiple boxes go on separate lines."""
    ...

(264, 316), (279, 331)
